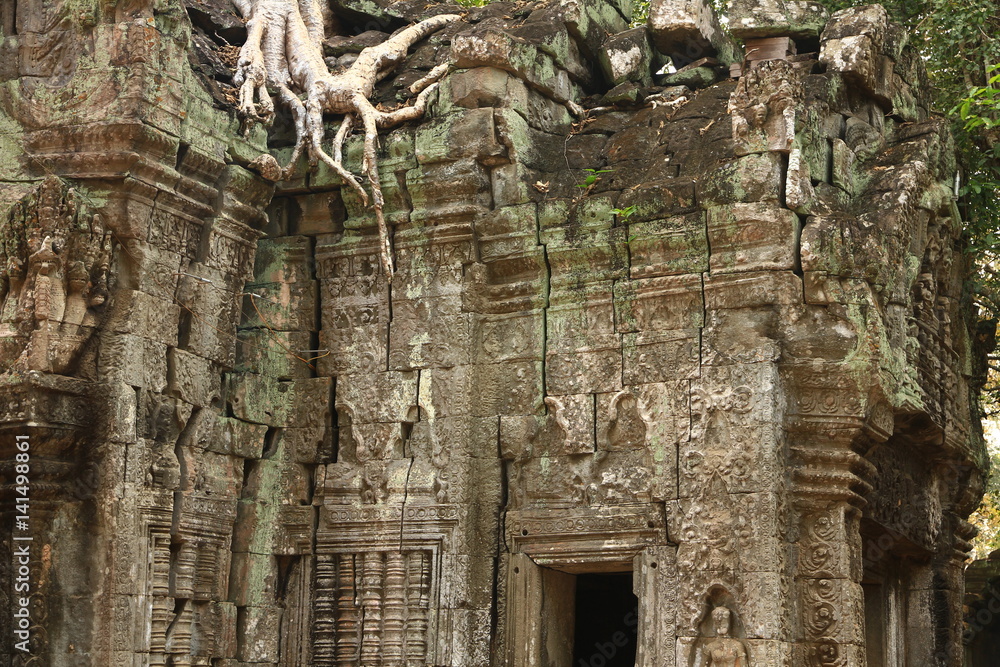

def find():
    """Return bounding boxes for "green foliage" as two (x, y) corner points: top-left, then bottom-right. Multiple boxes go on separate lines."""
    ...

(970, 434), (1000, 559)
(632, 0), (651, 26)
(955, 66), (1000, 133)
(613, 204), (638, 223)
(576, 168), (613, 188)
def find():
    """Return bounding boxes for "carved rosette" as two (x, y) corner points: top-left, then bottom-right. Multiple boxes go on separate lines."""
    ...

(0, 176), (113, 375)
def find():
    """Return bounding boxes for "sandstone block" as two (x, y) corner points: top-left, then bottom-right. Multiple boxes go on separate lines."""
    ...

(728, 0), (829, 39)
(451, 29), (579, 106)
(660, 64), (717, 88)
(627, 213), (710, 279)
(527, 0), (631, 61)
(389, 301), (472, 370)
(617, 179), (698, 220)
(508, 21), (591, 83)
(210, 417), (268, 458)
(240, 280), (317, 332)
(547, 286), (617, 348)
(414, 108), (506, 165)
(445, 66), (522, 110)
(236, 329), (313, 379)
(623, 329), (701, 384)
(704, 270), (803, 309)
(474, 310), (545, 364)
(168, 347), (220, 406)
(407, 158), (492, 225)
(546, 236), (629, 285)
(648, 0), (738, 65)
(316, 303), (389, 376)
(698, 153), (785, 207)
(706, 203), (800, 273)
(494, 108), (567, 171)
(106, 289), (181, 346)
(599, 27), (654, 86)
(819, 5), (891, 104)
(235, 605), (282, 662)
(471, 361), (545, 417)
(546, 347), (623, 395)
(228, 375), (331, 428)
(614, 274), (705, 333)
(252, 236), (314, 285)
(336, 371), (417, 423)
(98, 333), (169, 392)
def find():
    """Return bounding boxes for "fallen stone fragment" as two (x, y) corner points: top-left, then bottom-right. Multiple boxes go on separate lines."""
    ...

(660, 64), (717, 88)
(727, 0), (829, 40)
(648, 0), (739, 66)
(599, 27), (655, 87)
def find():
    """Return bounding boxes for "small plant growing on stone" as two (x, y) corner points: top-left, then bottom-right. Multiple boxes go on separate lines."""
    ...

(576, 168), (612, 189)
(613, 204), (637, 224)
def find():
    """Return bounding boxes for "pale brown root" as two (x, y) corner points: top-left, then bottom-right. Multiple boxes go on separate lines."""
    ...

(234, 9), (463, 279)
(566, 100), (585, 117)
(307, 107), (368, 203)
(377, 79), (443, 128)
(306, 97), (325, 167)
(277, 84), (308, 178)
(332, 115), (352, 164)
(352, 94), (394, 277)
(409, 63), (450, 95)
(297, 0), (326, 50)
(347, 14), (461, 98)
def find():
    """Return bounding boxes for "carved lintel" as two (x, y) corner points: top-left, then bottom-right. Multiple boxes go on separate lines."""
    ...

(507, 504), (667, 573)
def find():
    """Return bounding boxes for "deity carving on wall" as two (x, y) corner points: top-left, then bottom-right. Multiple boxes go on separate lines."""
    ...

(693, 605), (750, 667)
(0, 176), (112, 374)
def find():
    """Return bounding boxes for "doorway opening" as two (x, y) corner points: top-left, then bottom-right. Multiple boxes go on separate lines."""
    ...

(572, 573), (638, 667)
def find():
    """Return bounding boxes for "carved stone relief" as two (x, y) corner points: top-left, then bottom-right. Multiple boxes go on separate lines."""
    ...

(0, 0), (987, 665)
(0, 176), (112, 373)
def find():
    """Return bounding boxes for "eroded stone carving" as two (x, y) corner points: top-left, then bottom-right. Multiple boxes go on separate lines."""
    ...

(693, 605), (750, 667)
(0, 0), (989, 665)
(0, 176), (112, 374)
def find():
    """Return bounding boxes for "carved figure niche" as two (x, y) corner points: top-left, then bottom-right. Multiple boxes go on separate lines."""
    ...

(690, 589), (749, 667)
(0, 176), (112, 374)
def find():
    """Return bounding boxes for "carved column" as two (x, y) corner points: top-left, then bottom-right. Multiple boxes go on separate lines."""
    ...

(0, 2), (271, 665)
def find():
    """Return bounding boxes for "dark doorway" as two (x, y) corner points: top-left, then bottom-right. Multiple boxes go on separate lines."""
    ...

(572, 573), (638, 667)
(863, 581), (886, 667)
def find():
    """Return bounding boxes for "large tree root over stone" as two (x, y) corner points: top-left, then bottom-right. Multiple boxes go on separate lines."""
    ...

(233, 0), (460, 277)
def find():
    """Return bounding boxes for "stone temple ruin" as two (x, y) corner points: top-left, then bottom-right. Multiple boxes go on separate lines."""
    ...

(0, 0), (992, 665)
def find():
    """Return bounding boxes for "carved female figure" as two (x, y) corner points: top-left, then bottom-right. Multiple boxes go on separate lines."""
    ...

(693, 606), (750, 667)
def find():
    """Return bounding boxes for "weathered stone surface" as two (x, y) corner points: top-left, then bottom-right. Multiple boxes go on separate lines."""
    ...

(727, 0), (829, 39)
(0, 1), (986, 665)
(660, 64), (717, 88)
(706, 202), (800, 273)
(819, 4), (904, 110)
(599, 26), (654, 87)
(648, 0), (738, 66)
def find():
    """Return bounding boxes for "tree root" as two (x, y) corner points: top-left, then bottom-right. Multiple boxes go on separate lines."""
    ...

(234, 0), (460, 279)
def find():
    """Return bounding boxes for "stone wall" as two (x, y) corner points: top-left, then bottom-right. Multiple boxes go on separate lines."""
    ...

(0, 0), (988, 665)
